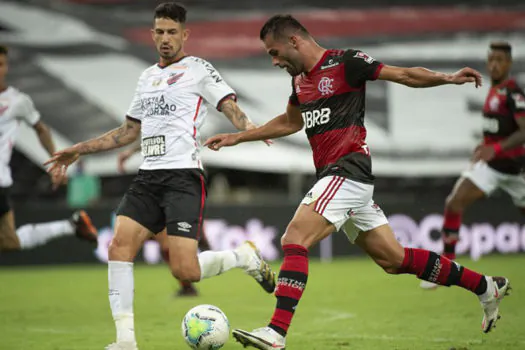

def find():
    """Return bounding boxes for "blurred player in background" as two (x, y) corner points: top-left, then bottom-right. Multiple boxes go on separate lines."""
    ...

(421, 42), (525, 290)
(0, 45), (97, 253)
(45, 3), (275, 350)
(118, 142), (213, 297)
(206, 16), (511, 349)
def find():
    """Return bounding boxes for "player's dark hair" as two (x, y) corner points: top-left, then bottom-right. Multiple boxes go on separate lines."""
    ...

(490, 41), (512, 58)
(154, 2), (187, 23)
(0, 45), (8, 56)
(260, 15), (309, 41)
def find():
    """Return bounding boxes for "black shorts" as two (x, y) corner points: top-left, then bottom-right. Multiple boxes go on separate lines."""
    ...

(116, 169), (207, 239)
(0, 187), (11, 217)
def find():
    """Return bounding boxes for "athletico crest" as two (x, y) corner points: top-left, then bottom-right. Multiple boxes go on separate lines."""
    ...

(167, 72), (185, 85)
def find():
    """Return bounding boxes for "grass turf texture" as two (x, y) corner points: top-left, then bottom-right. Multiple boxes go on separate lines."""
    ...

(0, 255), (523, 350)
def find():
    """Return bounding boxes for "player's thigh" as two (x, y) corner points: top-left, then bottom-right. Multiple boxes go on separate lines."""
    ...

(115, 181), (166, 237)
(154, 228), (170, 251)
(166, 235), (200, 281)
(452, 162), (495, 207)
(112, 182), (164, 261)
(110, 215), (152, 261)
(0, 209), (19, 251)
(499, 173), (525, 209)
(283, 202), (335, 249)
(293, 175), (372, 249)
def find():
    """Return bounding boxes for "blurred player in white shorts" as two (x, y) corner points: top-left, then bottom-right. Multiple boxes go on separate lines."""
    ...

(421, 42), (525, 290)
(0, 45), (97, 254)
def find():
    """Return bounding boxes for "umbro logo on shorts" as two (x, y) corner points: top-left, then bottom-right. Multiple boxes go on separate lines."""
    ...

(178, 222), (192, 232)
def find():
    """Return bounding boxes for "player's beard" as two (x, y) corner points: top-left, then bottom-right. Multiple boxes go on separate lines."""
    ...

(285, 62), (302, 77)
(159, 44), (182, 62)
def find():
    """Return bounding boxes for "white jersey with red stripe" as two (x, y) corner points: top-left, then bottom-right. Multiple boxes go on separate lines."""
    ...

(0, 87), (41, 187)
(126, 56), (235, 171)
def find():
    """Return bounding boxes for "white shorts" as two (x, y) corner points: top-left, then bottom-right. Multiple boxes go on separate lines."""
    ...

(301, 176), (389, 243)
(462, 161), (525, 207)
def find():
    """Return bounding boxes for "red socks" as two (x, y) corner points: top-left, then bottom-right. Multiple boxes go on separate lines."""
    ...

(268, 244), (309, 337)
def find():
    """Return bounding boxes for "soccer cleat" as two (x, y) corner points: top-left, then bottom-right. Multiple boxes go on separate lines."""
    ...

(420, 280), (439, 290)
(233, 327), (286, 350)
(105, 342), (138, 350)
(480, 276), (511, 333)
(236, 241), (276, 294)
(71, 210), (98, 243)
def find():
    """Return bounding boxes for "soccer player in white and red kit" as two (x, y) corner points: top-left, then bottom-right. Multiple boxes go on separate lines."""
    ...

(45, 3), (275, 350)
(205, 15), (511, 349)
(0, 45), (97, 253)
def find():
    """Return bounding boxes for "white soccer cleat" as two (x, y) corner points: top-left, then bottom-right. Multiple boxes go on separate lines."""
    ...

(236, 241), (276, 294)
(233, 327), (286, 350)
(105, 342), (138, 350)
(479, 276), (511, 333)
(420, 280), (439, 290)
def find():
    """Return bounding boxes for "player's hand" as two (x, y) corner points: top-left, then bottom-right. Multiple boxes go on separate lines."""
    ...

(472, 144), (495, 163)
(43, 147), (80, 190)
(449, 67), (483, 88)
(117, 149), (135, 174)
(204, 133), (241, 151)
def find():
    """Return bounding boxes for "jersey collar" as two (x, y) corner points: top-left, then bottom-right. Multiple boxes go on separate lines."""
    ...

(157, 55), (188, 69)
(305, 49), (329, 77)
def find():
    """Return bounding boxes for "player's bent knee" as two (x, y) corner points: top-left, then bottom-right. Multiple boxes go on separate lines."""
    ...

(170, 264), (200, 282)
(108, 235), (134, 261)
(373, 258), (403, 274)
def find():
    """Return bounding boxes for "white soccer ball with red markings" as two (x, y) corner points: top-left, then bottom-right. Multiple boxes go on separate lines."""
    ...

(181, 304), (230, 349)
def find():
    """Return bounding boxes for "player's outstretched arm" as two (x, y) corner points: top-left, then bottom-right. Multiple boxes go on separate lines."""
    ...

(378, 65), (483, 88)
(205, 103), (303, 151)
(219, 99), (272, 146)
(44, 117), (141, 188)
(33, 121), (56, 156)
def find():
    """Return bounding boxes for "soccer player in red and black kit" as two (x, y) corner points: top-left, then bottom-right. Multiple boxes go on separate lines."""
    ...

(205, 16), (511, 349)
(421, 42), (525, 291)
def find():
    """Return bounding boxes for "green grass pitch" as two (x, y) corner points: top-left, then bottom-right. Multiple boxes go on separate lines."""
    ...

(0, 255), (523, 350)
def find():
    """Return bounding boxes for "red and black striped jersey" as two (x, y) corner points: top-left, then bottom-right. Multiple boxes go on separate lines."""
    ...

(289, 49), (383, 183)
(482, 78), (525, 174)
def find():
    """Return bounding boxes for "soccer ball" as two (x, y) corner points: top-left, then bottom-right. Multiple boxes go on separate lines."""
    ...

(181, 304), (230, 349)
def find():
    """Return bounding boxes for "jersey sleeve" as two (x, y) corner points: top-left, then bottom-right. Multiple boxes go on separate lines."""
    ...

(126, 74), (144, 122)
(16, 93), (41, 126)
(508, 87), (525, 120)
(289, 78), (299, 106)
(196, 59), (236, 110)
(343, 49), (384, 87)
